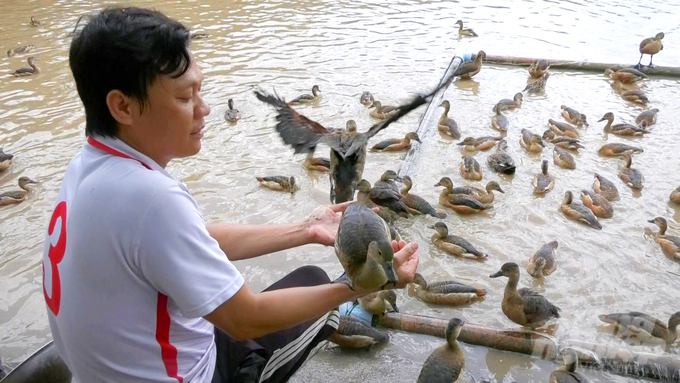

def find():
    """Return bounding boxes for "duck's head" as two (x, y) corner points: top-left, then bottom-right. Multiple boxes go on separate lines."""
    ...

(439, 100), (451, 112)
(369, 101), (381, 110)
(457, 137), (477, 147)
(476, 50), (487, 62)
(497, 139), (508, 152)
(380, 170), (399, 182)
(434, 177), (453, 190)
(228, 98), (234, 110)
(530, 258), (546, 277)
(360, 91), (373, 104)
(401, 175), (413, 189)
(367, 240), (398, 286)
(486, 181), (504, 194)
(563, 190), (574, 204)
(547, 240), (559, 249)
(622, 154), (632, 168)
(598, 112), (614, 123)
(288, 176), (297, 194)
(560, 348), (579, 373)
(454, 20), (464, 27)
(346, 119), (357, 133)
(405, 132), (421, 143)
(433, 221), (449, 238)
(669, 312), (680, 331)
(541, 159), (550, 175)
(604, 68), (615, 78)
(412, 272), (427, 288)
(581, 114), (588, 126)
(379, 290), (399, 312)
(542, 129), (556, 142)
(513, 92), (523, 103)
(647, 217), (668, 233)
(655, 32), (665, 41)
(445, 318), (465, 345)
(489, 262), (520, 279)
(18, 176), (38, 189)
(357, 179), (372, 193)
(311, 85), (320, 96)
(27, 56), (36, 66)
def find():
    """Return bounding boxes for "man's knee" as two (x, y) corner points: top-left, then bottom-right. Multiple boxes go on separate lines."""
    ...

(290, 265), (330, 285)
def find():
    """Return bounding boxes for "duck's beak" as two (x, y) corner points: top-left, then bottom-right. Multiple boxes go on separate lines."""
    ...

(414, 137), (422, 143)
(647, 219), (655, 224)
(28, 179), (38, 184)
(389, 301), (399, 313)
(489, 270), (503, 278)
(434, 182), (441, 187)
(426, 224), (435, 229)
(498, 187), (505, 193)
(456, 141), (465, 146)
(597, 117), (606, 122)
(395, 176), (403, 182)
(383, 261), (398, 285)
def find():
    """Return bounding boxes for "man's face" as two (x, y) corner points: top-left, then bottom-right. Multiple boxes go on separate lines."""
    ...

(132, 56), (210, 166)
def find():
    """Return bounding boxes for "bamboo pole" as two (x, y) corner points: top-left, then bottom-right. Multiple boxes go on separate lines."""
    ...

(378, 312), (680, 382)
(484, 54), (680, 77)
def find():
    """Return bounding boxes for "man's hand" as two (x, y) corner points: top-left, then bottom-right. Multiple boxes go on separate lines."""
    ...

(391, 240), (419, 288)
(303, 201), (352, 246)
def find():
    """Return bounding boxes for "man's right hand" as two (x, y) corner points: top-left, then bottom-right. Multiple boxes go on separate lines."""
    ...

(391, 240), (419, 289)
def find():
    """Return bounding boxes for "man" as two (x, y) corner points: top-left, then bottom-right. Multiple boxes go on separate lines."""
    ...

(42, 7), (419, 383)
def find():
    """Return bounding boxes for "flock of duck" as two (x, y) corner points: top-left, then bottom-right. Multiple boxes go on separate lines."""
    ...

(3, 14), (679, 382)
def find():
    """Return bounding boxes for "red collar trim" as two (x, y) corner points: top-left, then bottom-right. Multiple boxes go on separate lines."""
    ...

(87, 137), (152, 170)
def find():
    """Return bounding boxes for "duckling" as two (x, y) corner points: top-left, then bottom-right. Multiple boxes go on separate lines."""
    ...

(487, 139), (516, 175)
(598, 112), (649, 136)
(636, 32), (664, 69)
(548, 119), (579, 139)
(454, 20), (478, 37)
(328, 316), (388, 348)
(647, 217), (680, 260)
(0, 149), (14, 171)
(581, 190), (613, 218)
(224, 98), (241, 122)
(611, 80), (649, 105)
(450, 181), (504, 204)
(358, 290), (399, 316)
(550, 348), (590, 383)
(671, 186), (680, 204)
(30, 16), (41, 27)
(416, 318), (466, 383)
(369, 101), (399, 120)
(494, 93), (523, 112)
(359, 179), (412, 218)
(599, 310), (680, 347)
(335, 201), (397, 291)
(0, 177), (38, 205)
(371, 132), (421, 152)
(255, 176), (299, 194)
(560, 191), (602, 230)
(560, 105), (588, 127)
(431, 221), (488, 260)
(490, 262), (561, 328)
(553, 146), (576, 170)
(618, 154), (644, 190)
(542, 130), (584, 151)
(400, 176), (445, 218)
(593, 174), (620, 201)
(597, 143), (643, 158)
(528, 59), (550, 78)
(438, 100), (461, 138)
(360, 91), (374, 106)
(6, 45), (34, 57)
(523, 72), (550, 93)
(526, 241), (558, 278)
(533, 160), (555, 194)
(12, 56), (39, 77)
(255, 89), (428, 203)
(450, 50), (486, 80)
(435, 177), (491, 214)
(520, 128), (544, 153)
(605, 68), (648, 84)
(288, 85), (320, 105)
(491, 111), (508, 133)
(457, 136), (502, 152)
(303, 152), (330, 172)
(460, 155), (482, 181)
(635, 108), (659, 128)
(190, 32), (209, 39)
(411, 273), (486, 306)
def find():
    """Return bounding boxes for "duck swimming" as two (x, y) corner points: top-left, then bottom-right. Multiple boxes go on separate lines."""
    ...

(457, 136), (502, 152)
(359, 179), (412, 218)
(611, 80), (649, 105)
(542, 130), (584, 151)
(0, 177), (38, 205)
(411, 272), (486, 305)
(597, 143), (643, 158)
(438, 100), (461, 139)
(520, 128), (544, 153)
(303, 152), (330, 172)
(490, 262), (561, 328)
(491, 111), (508, 133)
(605, 68), (647, 84)
(288, 85), (321, 105)
(30, 16), (41, 27)
(7, 45), (34, 57)
(460, 155), (482, 181)
(400, 176), (445, 218)
(224, 98), (241, 122)
(431, 222), (488, 259)
(598, 112), (649, 136)
(526, 241), (558, 278)
(671, 187), (680, 204)
(550, 348), (590, 383)
(635, 108), (659, 128)
(371, 132), (421, 152)
(528, 59), (550, 78)
(435, 177), (491, 214)
(553, 146), (576, 170)
(523, 72), (549, 93)
(494, 93), (523, 112)
(599, 310), (680, 347)
(636, 32), (664, 69)
(0, 149), (14, 171)
(561, 191), (602, 229)
(369, 100), (399, 120)
(560, 105), (588, 127)
(593, 174), (619, 201)
(581, 189), (613, 218)
(360, 91), (374, 106)
(450, 50), (486, 80)
(647, 217), (680, 260)
(454, 20), (477, 37)
(335, 200), (397, 291)
(533, 160), (555, 194)
(548, 119), (579, 139)
(255, 176), (299, 194)
(618, 154), (644, 190)
(487, 139), (516, 175)
(416, 318), (466, 383)
(358, 290), (399, 316)
(12, 57), (39, 77)
(328, 316), (389, 348)
(449, 181), (504, 204)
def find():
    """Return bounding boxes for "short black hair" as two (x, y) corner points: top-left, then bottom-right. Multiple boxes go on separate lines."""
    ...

(69, 7), (191, 138)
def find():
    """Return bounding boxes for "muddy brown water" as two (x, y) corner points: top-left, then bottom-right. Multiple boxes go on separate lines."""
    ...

(1, 0), (679, 381)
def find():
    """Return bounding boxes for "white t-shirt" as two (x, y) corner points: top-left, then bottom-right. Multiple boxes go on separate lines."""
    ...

(42, 136), (244, 382)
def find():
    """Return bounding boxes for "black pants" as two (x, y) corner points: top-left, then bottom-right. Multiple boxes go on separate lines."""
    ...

(212, 266), (338, 383)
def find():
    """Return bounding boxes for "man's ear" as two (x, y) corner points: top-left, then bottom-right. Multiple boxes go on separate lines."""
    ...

(106, 90), (134, 126)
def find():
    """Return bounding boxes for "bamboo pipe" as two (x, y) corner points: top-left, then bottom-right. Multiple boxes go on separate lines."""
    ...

(484, 54), (680, 77)
(377, 312), (680, 382)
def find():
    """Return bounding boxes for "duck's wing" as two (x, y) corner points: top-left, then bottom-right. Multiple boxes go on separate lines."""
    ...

(519, 288), (561, 322)
(0, 191), (25, 199)
(452, 61), (477, 77)
(371, 138), (400, 150)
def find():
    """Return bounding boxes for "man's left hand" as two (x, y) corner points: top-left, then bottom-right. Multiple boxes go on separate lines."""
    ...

(303, 201), (352, 246)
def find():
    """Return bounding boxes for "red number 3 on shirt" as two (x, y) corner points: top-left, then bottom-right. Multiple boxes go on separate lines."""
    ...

(44, 201), (67, 316)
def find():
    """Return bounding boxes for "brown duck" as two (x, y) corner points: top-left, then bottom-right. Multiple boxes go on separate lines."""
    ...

(371, 132), (421, 152)
(560, 105), (588, 127)
(526, 241), (558, 278)
(411, 272), (485, 306)
(400, 176), (445, 218)
(636, 32), (664, 69)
